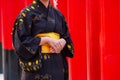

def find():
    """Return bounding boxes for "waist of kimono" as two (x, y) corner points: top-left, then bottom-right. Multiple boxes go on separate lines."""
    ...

(35, 32), (60, 53)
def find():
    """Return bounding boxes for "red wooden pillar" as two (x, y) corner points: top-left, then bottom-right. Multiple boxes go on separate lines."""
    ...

(1, 0), (32, 80)
(0, 0), (3, 73)
(68, 0), (87, 80)
(86, 0), (101, 80)
(100, 0), (120, 80)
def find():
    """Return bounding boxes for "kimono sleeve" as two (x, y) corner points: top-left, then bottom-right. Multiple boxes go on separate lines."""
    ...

(12, 12), (41, 59)
(61, 16), (74, 58)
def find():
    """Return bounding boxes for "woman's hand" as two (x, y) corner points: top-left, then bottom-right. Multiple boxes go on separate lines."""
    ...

(48, 38), (66, 53)
(40, 37), (66, 53)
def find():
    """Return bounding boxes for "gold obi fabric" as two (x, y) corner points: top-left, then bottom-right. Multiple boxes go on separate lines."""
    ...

(35, 32), (60, 53)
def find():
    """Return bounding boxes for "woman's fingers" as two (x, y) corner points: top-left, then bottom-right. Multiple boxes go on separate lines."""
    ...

(59, 38), (66, 49)
(48, 38), (66, 53)
(48, 38), (59, 53)
(50, 47), (55, 53)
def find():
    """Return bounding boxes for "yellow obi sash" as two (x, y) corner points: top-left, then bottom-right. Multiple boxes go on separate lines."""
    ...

(35, 32), (60, 53)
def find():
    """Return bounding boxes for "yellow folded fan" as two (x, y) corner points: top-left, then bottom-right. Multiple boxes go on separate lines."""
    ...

(35, 32), (60, 53)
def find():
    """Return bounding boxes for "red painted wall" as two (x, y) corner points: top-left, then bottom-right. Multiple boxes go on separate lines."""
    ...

(0, 0), (120, 80)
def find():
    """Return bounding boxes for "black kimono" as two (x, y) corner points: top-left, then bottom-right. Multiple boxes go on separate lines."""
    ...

(12, 0), (74, 80)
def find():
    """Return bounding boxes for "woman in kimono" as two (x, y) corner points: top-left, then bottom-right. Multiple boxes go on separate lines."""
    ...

(12, 0), (74, 80)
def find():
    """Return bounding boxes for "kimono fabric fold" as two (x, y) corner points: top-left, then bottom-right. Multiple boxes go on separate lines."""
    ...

(12, 0), (74, 80)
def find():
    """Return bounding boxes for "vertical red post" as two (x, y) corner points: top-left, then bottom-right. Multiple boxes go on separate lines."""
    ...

(1, 0), (32, 80)
(100, 0), (120, 80)
(0, 0), (3, 73)
(68, 0), (87, 80)
(86, 0), (101, 80)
